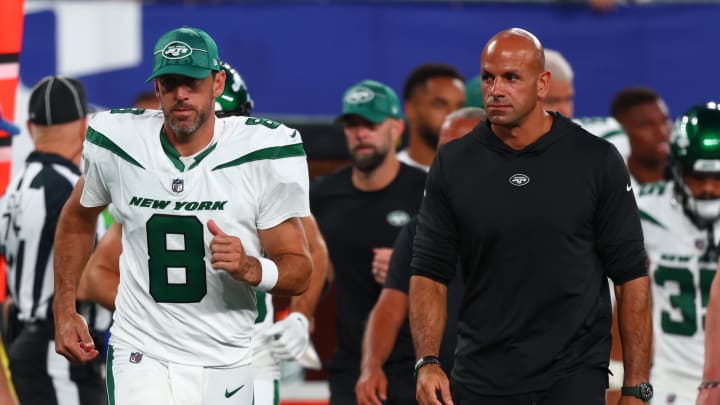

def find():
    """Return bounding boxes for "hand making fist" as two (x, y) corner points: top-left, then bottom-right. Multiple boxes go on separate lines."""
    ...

(208, 220), (260, 285)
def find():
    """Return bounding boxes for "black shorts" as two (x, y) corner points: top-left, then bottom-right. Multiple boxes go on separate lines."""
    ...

(451, 367), (607, 405)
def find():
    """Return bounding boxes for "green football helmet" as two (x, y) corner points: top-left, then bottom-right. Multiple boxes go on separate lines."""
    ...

(671, 102), (720, 226)
(465, 75), (484, 108)
(215, 62), (254, 117)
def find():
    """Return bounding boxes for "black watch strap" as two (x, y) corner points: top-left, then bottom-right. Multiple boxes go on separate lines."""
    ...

(414, 355), (441, 377)
(621, 383), (653, 401)
(621, 386), (639, 396)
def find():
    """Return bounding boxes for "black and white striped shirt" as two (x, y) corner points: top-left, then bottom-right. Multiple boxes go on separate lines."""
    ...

(0, 151), (111, 331)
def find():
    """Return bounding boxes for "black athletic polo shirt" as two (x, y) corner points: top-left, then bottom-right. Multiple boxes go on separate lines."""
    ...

(411, 113), (647, 396)
(311, 163), (427, 375)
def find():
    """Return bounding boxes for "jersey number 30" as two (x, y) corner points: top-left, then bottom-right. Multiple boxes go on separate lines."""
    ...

(147, 214), (207, 303)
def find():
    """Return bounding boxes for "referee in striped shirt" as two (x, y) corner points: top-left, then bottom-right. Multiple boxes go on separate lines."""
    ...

(0, 76), (110, 405)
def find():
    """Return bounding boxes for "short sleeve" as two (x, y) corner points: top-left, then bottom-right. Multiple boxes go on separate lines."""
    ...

(257, 154), (311, 230)
(79, 137), (112, 208)
(384, 218), (416, 294)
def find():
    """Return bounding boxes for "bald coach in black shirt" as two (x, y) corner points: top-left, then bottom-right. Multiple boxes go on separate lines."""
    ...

(409, 28), (652, 405)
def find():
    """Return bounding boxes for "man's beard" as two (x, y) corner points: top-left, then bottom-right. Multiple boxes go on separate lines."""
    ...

(351, 147), (387, 173)
(418, 124), (439, 150)
(163, 103), (210, 138)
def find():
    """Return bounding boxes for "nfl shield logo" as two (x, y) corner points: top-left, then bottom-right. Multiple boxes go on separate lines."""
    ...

(129, 352), (143, 364)
(172, 178), (184, 193)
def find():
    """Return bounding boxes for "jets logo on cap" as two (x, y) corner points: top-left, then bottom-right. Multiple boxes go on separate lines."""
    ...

(162, 41), (193, 59)
(344, 86), (375, 104)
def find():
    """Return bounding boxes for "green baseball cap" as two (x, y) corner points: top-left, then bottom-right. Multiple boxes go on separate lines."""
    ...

(338, 80), (402, 123)
(146, 27), (222, 83)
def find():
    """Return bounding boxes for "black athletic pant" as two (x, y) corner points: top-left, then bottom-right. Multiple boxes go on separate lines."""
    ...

(8, 321), (107, 405)
(451, 367), (608, 405)
(329, 361), (418, 405)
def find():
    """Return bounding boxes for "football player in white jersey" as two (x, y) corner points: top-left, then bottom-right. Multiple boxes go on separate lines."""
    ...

(78, 60), (328, 405)
(637, 102), (720, 405)
(52, 27), (313, 405)
(610, 86), (672, 191)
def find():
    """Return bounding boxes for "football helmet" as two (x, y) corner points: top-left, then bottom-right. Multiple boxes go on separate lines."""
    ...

(671, 102), (720, 226)
(215, 62), (254, 117)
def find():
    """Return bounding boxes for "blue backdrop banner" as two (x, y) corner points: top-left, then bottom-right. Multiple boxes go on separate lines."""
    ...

(19, 2), (720, 118)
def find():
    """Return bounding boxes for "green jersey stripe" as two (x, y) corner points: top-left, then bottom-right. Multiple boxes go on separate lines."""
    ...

(188, 142), (218, 170)
(639, 208), (667, 230)
(602, 129), (625, 139)
(212, 143), (306, 171)
(159, 130), (185, 171)
(87, 127), (145, 169)
(159, 129), (219, 172)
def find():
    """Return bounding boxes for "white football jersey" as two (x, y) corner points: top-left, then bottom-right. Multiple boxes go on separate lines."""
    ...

(637, 181), (717, 401)
(80, 109), (310, 367)
(574, 116), (630, 161)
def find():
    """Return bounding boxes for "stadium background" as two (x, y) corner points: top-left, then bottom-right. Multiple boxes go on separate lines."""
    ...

(3, 0), (720, 403)
(10, 1), (720, 170)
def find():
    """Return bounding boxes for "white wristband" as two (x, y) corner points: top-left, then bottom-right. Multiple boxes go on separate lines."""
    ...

(256, 257), (279, 292)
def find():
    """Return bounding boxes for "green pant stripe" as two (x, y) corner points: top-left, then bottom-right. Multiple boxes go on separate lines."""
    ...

(252, 379), (280, 405)
(273, 379), (280, 405)
(106, 345), (115, 405)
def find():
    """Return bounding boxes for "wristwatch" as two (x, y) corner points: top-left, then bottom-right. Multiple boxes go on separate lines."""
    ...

(621, 383), (654, 402)
(413, 355), (441, 377)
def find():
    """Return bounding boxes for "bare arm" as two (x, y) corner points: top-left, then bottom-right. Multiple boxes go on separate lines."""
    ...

(53, 177), (106, 363)
(0, 340), (17, 405)
(259, 217), (312, 296)
(209, 217), (312, 296)
(371, 248), (392, 285)
(288, 215), (328, 320)
(409, 275), (447, 364)
(614, 276), (652, 404)
(697, 264), (720, 405)
(703, 263), (720, 380)
(77, 222), (122, 311)
(258, 215), (327, 366)
(409, 274), (452, 405)
(357, 288), (408, 405)
(0, 369), (16, 405)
